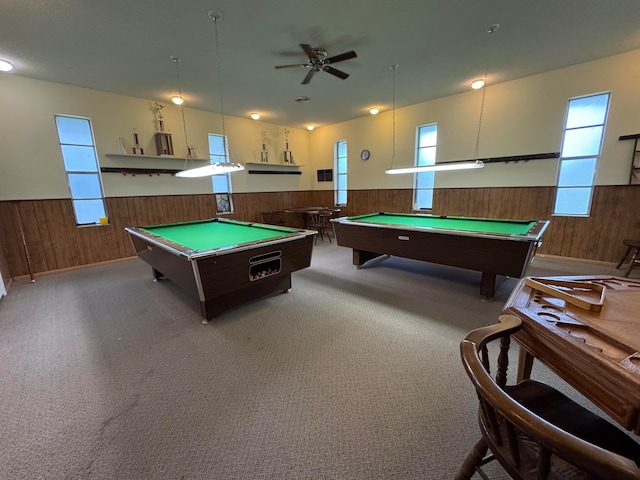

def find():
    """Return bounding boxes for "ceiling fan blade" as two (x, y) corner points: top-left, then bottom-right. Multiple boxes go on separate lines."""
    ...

(300, 44), (315, 59)
(325, 50), (357, 64)
(275, 63), (310, 69)
(302, 69), (316, 84)
(323, 66), (349, 80)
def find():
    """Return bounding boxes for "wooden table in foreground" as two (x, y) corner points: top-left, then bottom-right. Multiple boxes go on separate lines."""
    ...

(504, 275), (640, 434)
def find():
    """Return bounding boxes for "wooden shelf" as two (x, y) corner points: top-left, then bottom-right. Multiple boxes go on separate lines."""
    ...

(100, 167), (181, 175)
(245, 162), (302, 168)
(245, 162), (303, 175)
(105, 153), (207, 161)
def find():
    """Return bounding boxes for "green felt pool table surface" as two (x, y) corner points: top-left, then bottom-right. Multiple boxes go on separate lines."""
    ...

(125, 218), (316, 322)
(140, 220), (300, 252)
(345, 213), (537, 236)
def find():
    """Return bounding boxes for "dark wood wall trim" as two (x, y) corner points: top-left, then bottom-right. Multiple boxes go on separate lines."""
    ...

(1, 186), (638, 278)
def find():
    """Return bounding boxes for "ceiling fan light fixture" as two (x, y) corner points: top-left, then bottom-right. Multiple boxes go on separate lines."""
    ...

(250, 112), (260, 120)
(275, 44), (357, 84)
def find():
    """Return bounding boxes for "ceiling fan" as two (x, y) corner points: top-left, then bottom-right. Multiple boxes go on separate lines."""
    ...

(275, 44), (357, 84)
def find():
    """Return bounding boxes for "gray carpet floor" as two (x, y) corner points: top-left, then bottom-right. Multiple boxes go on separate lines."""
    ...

(0, 241), (629, 479)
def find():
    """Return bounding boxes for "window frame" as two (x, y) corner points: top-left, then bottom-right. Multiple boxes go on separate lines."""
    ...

(54, 114), (107, 226)
(413, 123), (437, 211)
(208, 133), (235, 214)
(334, 139), (348, 206)
(553, 92), (610, 217)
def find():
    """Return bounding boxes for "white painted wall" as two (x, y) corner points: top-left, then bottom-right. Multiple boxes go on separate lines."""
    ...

(0, 75), (311, 200)
(1, 48), (639, 201)
(309, 48), (640, 190)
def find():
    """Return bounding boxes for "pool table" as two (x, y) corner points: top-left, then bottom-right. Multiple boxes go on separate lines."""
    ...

(125, 218), (316, 323)
(331, 212), (549, 298)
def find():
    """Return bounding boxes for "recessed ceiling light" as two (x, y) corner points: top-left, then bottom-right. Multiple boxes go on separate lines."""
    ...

(471, 79), (485, 90)
(306, 125), (315, 131)
(250, 113), (260, 120)
(294, 96), (311, 103)
(171, 95), (184, 105)
(0, 59), (14, 72)
(369, 108), (379, 115)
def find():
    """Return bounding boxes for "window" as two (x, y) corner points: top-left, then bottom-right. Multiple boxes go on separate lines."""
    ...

(335, 140), (347, 205)
(554, 92), (610, 216)
(54, 115), (106, 226)
(414, 124), (437, 210)
(208, 133), (234, 213)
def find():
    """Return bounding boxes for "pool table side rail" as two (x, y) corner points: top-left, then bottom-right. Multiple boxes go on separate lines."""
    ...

(126, 225), (316, 321)
(125, 225), (317, 260)
(332, 213), (549, 242)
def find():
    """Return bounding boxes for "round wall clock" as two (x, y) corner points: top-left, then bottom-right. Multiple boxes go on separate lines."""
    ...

(360, 149), (370, 161)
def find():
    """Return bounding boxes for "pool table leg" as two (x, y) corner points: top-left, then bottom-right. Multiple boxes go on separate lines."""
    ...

(479, 273), (496, 299)
(199, 274), (293, 324)
(353, 249), (388, 267)
(152, 268), (164, 281)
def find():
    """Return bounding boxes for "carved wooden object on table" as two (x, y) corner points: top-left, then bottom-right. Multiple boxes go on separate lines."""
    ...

(504, 275), (640, 434)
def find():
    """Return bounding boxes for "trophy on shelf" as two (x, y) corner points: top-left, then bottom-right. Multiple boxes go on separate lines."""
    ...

(153, 102), (165, 132)
(152, 102), (173, 156)
(283, 128), (294, 164)
(132, 129), (144, 155)
(117, 137), (126, 154)
(260, 130), (269, 163)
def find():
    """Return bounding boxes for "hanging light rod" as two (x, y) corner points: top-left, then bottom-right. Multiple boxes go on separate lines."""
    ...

(176, 10), (244, 178)
(385, 160), (484, 175)
(176, 162), (244, 178)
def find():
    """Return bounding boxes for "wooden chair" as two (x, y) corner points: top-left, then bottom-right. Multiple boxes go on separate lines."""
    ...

(456, 315), (640, 480)
(261, 211), (286, 226)
(307, 210), (333, 244)
(616, 239), (640, 278)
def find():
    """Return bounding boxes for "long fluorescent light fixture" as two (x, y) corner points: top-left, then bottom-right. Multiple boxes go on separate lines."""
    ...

(176, 162), (245, 178)
(385, 160), (484, 174)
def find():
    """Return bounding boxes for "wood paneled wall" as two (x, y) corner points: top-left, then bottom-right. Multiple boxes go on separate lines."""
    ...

(346, 185), (640, 262)
(1, 185), (638, 280)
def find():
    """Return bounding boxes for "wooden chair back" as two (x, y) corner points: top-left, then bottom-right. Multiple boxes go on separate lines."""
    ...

(307, 210), (333, 243)
(456, 315), (640, 480)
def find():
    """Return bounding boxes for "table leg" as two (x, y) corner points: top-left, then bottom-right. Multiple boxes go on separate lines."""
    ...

(479, 272), (496, 299)
(517, 347), (534, 382)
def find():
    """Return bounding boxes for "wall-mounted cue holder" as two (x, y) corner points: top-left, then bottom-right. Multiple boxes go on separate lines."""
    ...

(248, 251), (282, 281)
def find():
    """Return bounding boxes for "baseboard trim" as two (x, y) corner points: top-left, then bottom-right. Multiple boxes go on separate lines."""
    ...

(12, 256), (138, 281)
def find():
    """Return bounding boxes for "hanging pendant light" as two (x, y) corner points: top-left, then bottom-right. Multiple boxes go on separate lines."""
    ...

(383, 63), (485, 173)
(385, 25), (499, 175)
(176, 11), (244, 178)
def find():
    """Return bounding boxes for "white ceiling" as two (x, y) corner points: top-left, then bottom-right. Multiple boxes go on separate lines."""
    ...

(2, 0), (640, 129)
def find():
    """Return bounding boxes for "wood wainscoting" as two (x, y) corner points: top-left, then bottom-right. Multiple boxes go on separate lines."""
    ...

(1, 186), (638, 279)
(342, 185), (640, 265)
(0, 191), (331, 279)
